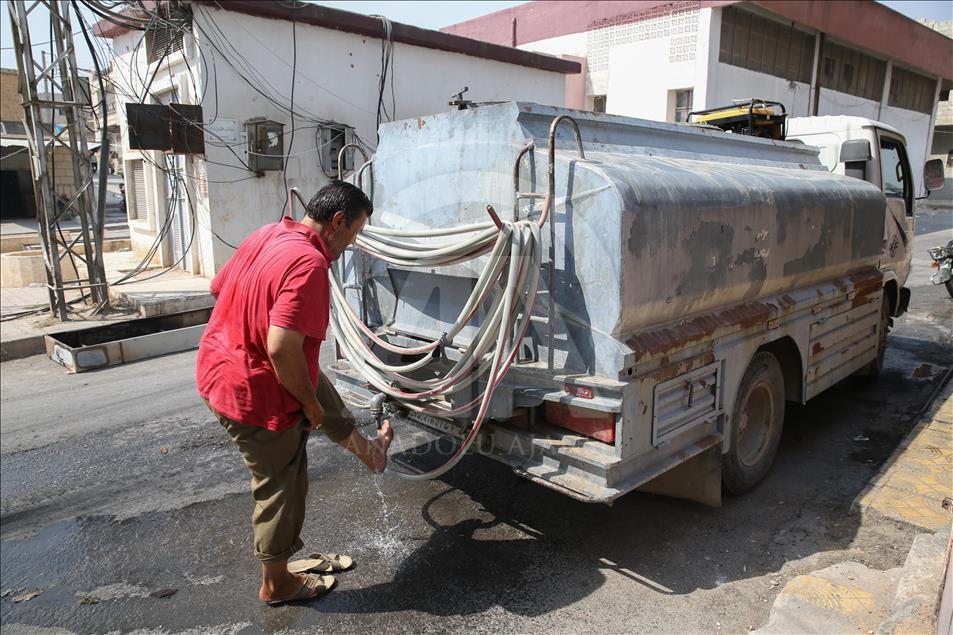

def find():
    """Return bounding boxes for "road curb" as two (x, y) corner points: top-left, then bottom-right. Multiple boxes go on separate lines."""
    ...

(0, 335), (46, 362)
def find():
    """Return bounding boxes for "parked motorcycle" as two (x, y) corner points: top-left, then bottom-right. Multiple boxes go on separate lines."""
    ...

(928, 240), (953, 298)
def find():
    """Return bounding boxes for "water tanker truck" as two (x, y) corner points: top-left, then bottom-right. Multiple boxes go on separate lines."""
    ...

(327, 102), (920, 505)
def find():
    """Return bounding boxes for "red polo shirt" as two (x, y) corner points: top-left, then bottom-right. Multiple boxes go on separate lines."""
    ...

(197, 217), (332, 431)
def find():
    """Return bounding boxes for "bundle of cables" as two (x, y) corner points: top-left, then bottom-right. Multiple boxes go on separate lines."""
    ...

(330, 216), (543, 480)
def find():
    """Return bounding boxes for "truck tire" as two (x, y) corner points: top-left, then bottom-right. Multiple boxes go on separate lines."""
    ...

(723, 351), (785, 495)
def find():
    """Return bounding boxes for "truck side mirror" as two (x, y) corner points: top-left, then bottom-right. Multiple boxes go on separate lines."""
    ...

(923, 158), (945, 192)
(839, 139), (871, 163)
(840, 139), (871, 181)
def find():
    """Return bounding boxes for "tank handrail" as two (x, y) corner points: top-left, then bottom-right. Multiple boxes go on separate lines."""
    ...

(337, 143), (370, 181)
(544, 115), (585, 370)
(512, 141), (536, 221)
(288, 187), (307, 220)
(356, 158), (374, 193)
(540, 115), (585, 229)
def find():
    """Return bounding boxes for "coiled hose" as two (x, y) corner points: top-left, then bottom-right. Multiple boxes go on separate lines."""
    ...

(329, 217), (542, 480)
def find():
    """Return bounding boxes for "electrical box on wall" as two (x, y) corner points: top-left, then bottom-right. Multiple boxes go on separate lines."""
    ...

(126, 102), (205, 154)
(319, 123), (353, 175)
(246, 118), (284, 172)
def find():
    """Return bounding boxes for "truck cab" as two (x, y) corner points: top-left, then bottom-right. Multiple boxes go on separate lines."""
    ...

(787, 116), (921, 317)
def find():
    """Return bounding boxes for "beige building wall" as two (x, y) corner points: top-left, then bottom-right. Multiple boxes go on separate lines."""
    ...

(0, 68), (23, 123)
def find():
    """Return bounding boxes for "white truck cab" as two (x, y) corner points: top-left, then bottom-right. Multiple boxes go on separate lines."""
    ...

(787, 116), (939, 317)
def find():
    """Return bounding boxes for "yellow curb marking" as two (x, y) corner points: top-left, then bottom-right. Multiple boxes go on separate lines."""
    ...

(784, 576), (877, 614)
(858, 390), (953, 532)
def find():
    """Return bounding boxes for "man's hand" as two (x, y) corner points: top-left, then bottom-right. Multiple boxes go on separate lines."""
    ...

(302, 399), (326, 431)
(340, 421), (394, 473)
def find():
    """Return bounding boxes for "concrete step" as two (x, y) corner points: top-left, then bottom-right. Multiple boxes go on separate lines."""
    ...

(754, 561), (901, 634)
(754, 530), (952, 635)
(877, 530), (951, 635)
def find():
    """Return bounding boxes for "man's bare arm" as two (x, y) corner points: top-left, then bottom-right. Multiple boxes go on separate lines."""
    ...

(267, 325), (325, 430)
(266, 325), (394, 472)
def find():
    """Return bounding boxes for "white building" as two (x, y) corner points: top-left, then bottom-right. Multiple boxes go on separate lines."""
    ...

(919, 19), (953, 205)
(444, 0), (953, 196)
(94, 1), (577, 277)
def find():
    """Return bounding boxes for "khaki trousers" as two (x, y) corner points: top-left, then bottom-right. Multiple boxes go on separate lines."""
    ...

(205, 372), (355, 563)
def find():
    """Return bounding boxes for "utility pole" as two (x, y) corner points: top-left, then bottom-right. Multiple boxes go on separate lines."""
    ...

(8, 0), (109, 320)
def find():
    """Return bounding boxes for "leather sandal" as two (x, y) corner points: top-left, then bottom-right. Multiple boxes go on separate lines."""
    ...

(305, 552), (354, 572)
(289, 552), (354, 573)
(264, 573), (336, 606)
(288, 557), (334, 574)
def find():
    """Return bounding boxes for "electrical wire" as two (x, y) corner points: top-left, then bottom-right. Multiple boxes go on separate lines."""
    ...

(372, 14), (396, 142)
(281, 14), (297, 217)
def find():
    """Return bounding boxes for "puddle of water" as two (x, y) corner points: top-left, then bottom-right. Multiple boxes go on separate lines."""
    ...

(75, 582), (150, 601)
(848, 428), (907, 465)
(911, 362), (937, 380)
(183, 574), (224, 586)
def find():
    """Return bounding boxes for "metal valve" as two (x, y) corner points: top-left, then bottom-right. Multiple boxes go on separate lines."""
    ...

(369, 393), (388, 430)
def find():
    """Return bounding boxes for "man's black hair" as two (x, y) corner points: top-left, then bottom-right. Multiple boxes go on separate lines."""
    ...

(305, 181), (373, 225)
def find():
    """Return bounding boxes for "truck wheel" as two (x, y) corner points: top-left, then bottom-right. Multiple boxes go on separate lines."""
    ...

(723, 351), (785, 495)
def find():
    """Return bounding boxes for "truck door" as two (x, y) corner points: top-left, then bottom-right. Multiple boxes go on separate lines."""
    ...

(877, 133), (915, 285)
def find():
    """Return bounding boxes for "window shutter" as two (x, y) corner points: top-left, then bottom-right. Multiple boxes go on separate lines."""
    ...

(130, 159), (148, 222)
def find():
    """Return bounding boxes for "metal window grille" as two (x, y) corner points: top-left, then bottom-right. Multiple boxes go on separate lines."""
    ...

(592, 95), (607, 113)
(146, 23), (184, 63)
(719, 6), (814, 84)
(820, 41), (886, 102)
(889, 66), (936, 114)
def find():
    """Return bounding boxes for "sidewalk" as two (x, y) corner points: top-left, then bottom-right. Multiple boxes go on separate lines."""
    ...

(856, 375), (953, 532)
(1, 250), (213, 361)
(757, 377), (953, 634)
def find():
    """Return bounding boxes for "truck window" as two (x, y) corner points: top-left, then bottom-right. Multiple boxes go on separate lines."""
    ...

(879, 139), (908, 200)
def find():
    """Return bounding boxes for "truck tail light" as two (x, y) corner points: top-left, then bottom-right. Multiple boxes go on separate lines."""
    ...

(564, 383), (593, 399)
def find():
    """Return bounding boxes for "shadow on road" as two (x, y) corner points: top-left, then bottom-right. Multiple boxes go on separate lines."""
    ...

(310, 334), (950, 619)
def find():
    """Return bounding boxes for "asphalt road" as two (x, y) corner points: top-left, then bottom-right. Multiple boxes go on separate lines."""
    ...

(1, 208), (951, 634)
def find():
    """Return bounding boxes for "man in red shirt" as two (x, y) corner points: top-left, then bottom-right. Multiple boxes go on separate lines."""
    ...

(197, 181), (393, 605)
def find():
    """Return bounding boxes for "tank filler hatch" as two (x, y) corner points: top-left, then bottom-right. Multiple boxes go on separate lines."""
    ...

(688, 98), (788, 140)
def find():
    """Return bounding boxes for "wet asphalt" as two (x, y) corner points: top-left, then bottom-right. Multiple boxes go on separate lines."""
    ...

(1, 208), (951, 634)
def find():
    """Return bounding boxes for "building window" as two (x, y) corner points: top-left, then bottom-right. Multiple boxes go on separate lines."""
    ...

(719, 6), (814, 84)
(674, 89), (693, 122)
(127, 159), (148, 222)
(820, 41), (886, 102)
(0, 120), (26, 136)
(146, 25), (184, 63)
(889, 66), (936, 114)
(145, 5), (190, 64)
(592, 95), (607, 113)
